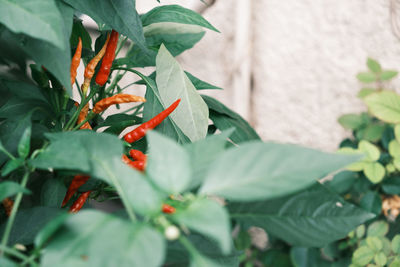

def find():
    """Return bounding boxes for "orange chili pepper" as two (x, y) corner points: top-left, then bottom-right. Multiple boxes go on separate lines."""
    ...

(62, 175), (90, 207)
(70, 37), (82, 86)
(69, 191), (91, 213)
(93, 94), (146, 114)
(81, 34), (110, 95)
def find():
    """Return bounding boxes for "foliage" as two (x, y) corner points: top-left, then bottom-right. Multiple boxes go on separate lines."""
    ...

(0, 1), (374, 266)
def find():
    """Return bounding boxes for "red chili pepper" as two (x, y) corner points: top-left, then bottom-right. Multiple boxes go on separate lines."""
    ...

(62, 175), (90, 207)
(121, 154), (146, 172)
(95, 30), (119, 86)
(69, 191), (91, 213)
(124, 99), (181, 143)
(129, 149), (146, 161)
(70, 37), (82, 86)
(162, 204), (176, 214)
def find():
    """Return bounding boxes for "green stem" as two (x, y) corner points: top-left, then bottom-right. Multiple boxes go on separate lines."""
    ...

(0, 170), (30, 255)
(96, 159), (137, 222)
(115, 36), (128, 57)
(0, 245), (37, 266)
(0, 147), (16, 161)
(179, 235), (198, 256)
(71, 112), (95, 131)
(64, 88), (98, 130)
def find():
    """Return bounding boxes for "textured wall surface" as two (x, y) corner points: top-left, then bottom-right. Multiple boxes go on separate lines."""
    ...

(136, 0), (400, 151)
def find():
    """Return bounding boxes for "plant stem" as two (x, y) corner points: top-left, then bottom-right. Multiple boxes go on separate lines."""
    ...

(0, 245), (37, 266)
(179, 235), (198, 255)
(64, 88), (98, 130)
(71, 112), (95, 131)
(0, 170), (30, 255)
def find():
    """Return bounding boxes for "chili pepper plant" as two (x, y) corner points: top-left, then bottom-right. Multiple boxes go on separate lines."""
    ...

(0, 1), (375, 266)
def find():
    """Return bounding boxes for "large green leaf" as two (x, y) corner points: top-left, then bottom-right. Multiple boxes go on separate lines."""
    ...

(40, 210), (165, 267)
(30, 131), (163, 216)
(0, 0), (65, 49)
(146, 131), (191, 194)
(116, 22), (205, 68)
(96, 113), (142, 135)
(364, 91), (400, 123)
(156, 45), (209, 142)
(0, 207), (62, 245)
(184, 130), (233, 189)
(165, 235), (239, 267)
(172, 198), (231, 254)
(139, 69), (190, 144)
(202, 95), (261, 144)
(40, 179), (66, 208)
(0, 2), (73, 93)
(63, 0), (147, 51)
(141, 5), (219, 32)
(228, 185), (375, 247)
(135, 70), (222, 90)
(0, 181), (31, 201)
(199, 142), (358, 202)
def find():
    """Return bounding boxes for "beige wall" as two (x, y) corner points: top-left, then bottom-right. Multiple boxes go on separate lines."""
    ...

(135, 0), (400, 151)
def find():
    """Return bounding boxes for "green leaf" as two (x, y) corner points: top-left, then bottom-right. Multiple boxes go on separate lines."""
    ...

(0, 114), (32, 165)
(139, 69), (190, 144)
(361, 124), (385, 142)
(360, 191), (382, 215)
(202, 95), (261, 144)
(391, 258), (400, 267)
(229, 184), (375, 247)
(34, 212), (69, 249)
(30, 131), (163, 216)
(141, 5), (219, 32)
(40, 210), (165, 267)
(17, 124), (31, 158)
(1, 158), (24, 176)
(363, 162), (385, 184)
(367, 58), (382, 73)
(338, 114), (366, 130)
(0, 206), (61, 245)
(367, 221), (389, 237)
(381, 70), (398, 81)
(199, 142), (360, 202)
(366, 236), (383, 252)
(70, 18), (92, 51)
(118, 22), (206, 68)
(135, 71), (222, 90)
(374, 252), (387, 266)
(364, 91), (400, 124)
(156, 45), (209, 142)
(0, 181), (31, 201)
(389, 140), (400, 158)
(185, 72), (222, 90)
(382, 177), (400, 195)
(0, 3), (73, 93)
(63, 0), (147, 51)
(165, 235), (239, 267)
(358, 88), (376, 99)
(184, 130), (233, 189)
(356, 225), (366, 239)
(357, 72), (377, 83)
(392, 235), (400, 254)
(290, 247), (331, 267)
(97, 113), (142, 135)
(325, 171), (357, 194)
(352, 246), (374, 266)
(359, 140), (380, 161)
(40, 179), (66, 208)
(0, 0), (65, 49)
(172, 198), (231, 254)
(146, 131), (191, 194)
(0, 257), (17, 267)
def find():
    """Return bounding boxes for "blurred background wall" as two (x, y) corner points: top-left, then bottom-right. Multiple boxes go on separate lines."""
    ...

(134, 0), (400, 151)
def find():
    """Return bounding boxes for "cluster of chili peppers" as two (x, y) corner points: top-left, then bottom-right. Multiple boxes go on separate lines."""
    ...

(62, 30), (181, 214)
